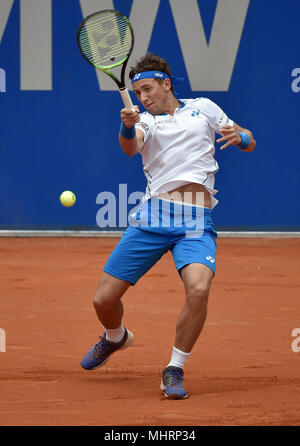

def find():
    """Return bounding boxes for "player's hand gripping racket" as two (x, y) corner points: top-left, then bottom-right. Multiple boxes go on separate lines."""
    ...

(77, 9), (135, 110)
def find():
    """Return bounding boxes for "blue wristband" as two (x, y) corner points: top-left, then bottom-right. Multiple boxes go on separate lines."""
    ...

(237, 132), (251, 150)
(120, 122), (136, 139)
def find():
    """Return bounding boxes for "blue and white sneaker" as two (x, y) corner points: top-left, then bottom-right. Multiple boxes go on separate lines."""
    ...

(81, 328), (134, 370)
(160, 366), (188, 399)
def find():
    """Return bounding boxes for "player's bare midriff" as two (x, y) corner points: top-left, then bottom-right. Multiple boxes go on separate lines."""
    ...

(157, 183), (211, 208)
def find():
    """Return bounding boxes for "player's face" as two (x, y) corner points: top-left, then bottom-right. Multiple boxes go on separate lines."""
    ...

(133, 78), (171, 115)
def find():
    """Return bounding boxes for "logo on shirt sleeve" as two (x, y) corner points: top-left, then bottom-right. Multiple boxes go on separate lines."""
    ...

(216, 112), (231, 129)
(136, 122), (149, 133)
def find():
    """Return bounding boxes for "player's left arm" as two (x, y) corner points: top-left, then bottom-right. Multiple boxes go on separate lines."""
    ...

(216, 123), (256, 152)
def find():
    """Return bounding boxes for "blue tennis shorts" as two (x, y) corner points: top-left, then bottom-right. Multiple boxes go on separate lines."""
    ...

(103, 198), (217, 285)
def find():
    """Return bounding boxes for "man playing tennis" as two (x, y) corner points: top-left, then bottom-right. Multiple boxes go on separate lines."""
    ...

(81, 53), (256, 399)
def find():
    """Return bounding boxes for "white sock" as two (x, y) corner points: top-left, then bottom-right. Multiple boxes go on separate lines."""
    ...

(167, 346), (191, 369)
(105, 324), (125, 343)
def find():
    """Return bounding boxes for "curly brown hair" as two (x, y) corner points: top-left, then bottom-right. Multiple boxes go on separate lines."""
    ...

(129, 53), (174, 93)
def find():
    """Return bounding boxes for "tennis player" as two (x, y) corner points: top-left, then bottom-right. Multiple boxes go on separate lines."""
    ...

(81, 53), (256, 399)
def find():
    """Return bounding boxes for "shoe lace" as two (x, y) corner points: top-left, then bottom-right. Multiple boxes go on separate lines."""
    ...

(165, 370), (183, 386)
(93, 336), (109, 358)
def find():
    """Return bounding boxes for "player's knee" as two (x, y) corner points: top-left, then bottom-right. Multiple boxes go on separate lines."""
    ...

(186, 282), (210, 312)
(93, 286), (115, 312)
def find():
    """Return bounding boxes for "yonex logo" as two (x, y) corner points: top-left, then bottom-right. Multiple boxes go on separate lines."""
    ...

(206, 256), (215, 263)
(133, 73), (141, 81)
(191, 109), (200, 117)
(154, 72), (164, 78)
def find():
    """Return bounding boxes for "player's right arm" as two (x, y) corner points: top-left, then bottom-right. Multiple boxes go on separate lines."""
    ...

(119, 106), (144, 157)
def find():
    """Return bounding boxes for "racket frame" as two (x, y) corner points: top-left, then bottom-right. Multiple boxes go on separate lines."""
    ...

(77, 9), (135, 110)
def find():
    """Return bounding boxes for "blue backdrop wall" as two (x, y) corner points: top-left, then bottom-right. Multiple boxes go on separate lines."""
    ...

(0, 0), (299, 231)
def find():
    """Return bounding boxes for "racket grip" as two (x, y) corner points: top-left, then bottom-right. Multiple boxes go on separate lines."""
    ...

(120, 88), (135, 111)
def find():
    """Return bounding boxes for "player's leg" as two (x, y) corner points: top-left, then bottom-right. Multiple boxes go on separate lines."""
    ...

(161, 204), (217, 399)
(81, 221), (170, 371)
(93, 271), (131, 330)
(160, 263), (213, 399)
(175, 262), (213, 352)
(81, 272), (133, 371)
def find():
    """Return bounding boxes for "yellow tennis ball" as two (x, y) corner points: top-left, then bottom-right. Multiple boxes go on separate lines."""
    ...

(60, 191), (76, 207)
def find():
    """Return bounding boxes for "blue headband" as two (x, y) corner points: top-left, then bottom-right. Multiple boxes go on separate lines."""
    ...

(131, 70), (184, 99)
(131, 71), (170, 83)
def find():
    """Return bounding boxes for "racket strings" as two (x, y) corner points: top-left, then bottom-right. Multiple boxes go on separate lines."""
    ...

(78, 12), (132, 68)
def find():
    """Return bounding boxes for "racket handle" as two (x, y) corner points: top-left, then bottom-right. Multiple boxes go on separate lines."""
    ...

(120, 88), (135, 111)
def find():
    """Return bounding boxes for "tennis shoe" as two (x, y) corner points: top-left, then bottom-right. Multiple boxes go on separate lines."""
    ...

(160, 366), (188, 399)
(81, 328), (134, 370)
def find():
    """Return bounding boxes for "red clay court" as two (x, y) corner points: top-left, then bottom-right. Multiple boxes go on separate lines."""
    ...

(0, 236), (299, 426)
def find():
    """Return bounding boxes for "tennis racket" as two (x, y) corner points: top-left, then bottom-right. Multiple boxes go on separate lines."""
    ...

(77, 9), (135, 110)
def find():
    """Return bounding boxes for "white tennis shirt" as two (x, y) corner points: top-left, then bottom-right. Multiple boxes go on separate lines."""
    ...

(135, 97), (234, 209)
